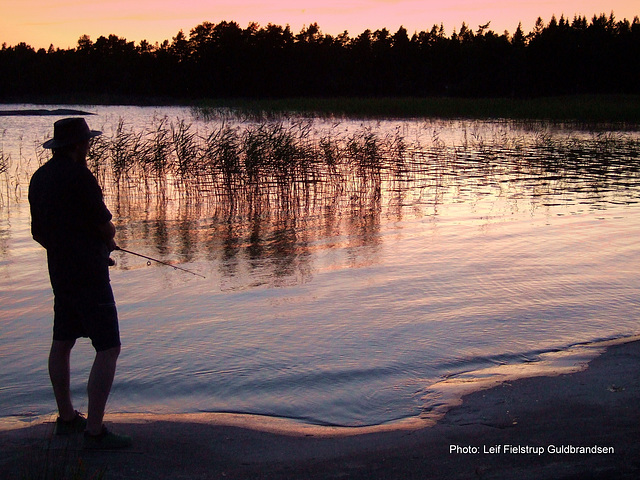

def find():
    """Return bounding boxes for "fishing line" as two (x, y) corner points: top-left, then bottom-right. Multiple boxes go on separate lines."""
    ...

(114, 246), (206, 278)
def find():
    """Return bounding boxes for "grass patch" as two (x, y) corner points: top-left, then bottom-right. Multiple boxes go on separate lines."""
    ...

(194, 95), (640, 123)
(4, 94), (639, 123)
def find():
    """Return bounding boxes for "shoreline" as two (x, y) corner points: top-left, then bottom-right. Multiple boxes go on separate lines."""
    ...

(2, 94), (640, 123)
(1, 335), (636, 436)
(1, 337), (639, 479)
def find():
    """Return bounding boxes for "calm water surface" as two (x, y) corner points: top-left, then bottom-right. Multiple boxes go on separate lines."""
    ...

(1, 105), (639, 428)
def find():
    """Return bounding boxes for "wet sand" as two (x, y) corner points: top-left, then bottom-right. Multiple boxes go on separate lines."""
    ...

(1, 339), (639, 479)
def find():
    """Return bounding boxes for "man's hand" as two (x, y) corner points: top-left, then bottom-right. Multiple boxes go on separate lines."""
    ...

(98, 221), (117, 251)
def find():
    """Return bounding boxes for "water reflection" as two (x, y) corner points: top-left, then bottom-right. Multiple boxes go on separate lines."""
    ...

(114, 175), (385, 286)
(2, 110), (640, 426)
(2, 115), (640, 282)
(94, 118), (640, 287)
(0, 218), (9, 259)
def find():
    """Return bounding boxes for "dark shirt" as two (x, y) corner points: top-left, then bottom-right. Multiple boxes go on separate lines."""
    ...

(28, 152), (112, 287)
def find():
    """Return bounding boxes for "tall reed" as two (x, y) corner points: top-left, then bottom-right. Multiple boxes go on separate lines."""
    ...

(109, 119), (142, 185)
(144, 116), (172, 178)
(0, 146), (8, 175)
(172, 119), (200, 182)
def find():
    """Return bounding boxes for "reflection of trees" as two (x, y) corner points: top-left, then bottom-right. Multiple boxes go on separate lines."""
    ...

(101, 118), (640, 285)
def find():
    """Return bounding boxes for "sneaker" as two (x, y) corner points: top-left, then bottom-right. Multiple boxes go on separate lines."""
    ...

(84, 425), (132, 450)
(54, 411), (87, 435)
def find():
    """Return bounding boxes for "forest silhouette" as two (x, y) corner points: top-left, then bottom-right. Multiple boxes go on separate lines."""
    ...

(1, 12), (639, 101)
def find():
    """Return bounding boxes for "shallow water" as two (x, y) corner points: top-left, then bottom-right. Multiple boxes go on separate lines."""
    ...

(1, 105), (640, 428)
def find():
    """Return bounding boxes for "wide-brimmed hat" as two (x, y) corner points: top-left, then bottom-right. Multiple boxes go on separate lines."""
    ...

(42, 117), (102, 149)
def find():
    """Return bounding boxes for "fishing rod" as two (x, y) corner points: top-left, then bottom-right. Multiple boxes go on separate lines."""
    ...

(114, 246), (206, 278)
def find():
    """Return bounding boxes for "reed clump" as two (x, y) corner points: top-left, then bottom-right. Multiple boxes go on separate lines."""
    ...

(86, 116), (413, 201)
(144, 116), (172, 178)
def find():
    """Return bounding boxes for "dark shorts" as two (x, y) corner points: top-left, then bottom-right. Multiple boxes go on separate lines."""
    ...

(53, 282), (121, 352)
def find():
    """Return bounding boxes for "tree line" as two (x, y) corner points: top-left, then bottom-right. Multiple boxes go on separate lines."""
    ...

(1, 12), (639, 100)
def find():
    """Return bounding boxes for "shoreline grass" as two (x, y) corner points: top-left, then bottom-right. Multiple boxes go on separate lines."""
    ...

(2, 94), (639, 123)
(195, 95), (640, 123)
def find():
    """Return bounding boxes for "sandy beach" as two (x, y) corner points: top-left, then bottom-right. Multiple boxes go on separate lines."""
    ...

(1, 339), (639, 479)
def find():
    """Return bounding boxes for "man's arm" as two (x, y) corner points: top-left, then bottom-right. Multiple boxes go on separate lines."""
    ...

(32, 231), (47, 249)
(97, 220), (116, 252)
(30, 210), (49, 249)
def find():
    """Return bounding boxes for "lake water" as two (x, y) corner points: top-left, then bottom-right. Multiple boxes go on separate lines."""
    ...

(1, 104), (639, 430)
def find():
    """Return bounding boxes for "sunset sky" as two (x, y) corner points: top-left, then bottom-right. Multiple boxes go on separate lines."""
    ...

(3, 0), (638, 50)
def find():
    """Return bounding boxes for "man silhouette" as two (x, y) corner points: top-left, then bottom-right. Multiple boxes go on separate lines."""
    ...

(29, 118), (131, 449)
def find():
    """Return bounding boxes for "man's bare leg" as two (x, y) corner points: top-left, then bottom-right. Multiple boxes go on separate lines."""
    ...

(49, 339), (77, 421)
(86, 345), (120, 435)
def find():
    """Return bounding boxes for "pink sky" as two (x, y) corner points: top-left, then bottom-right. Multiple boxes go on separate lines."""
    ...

(3, 0), (638, 49)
